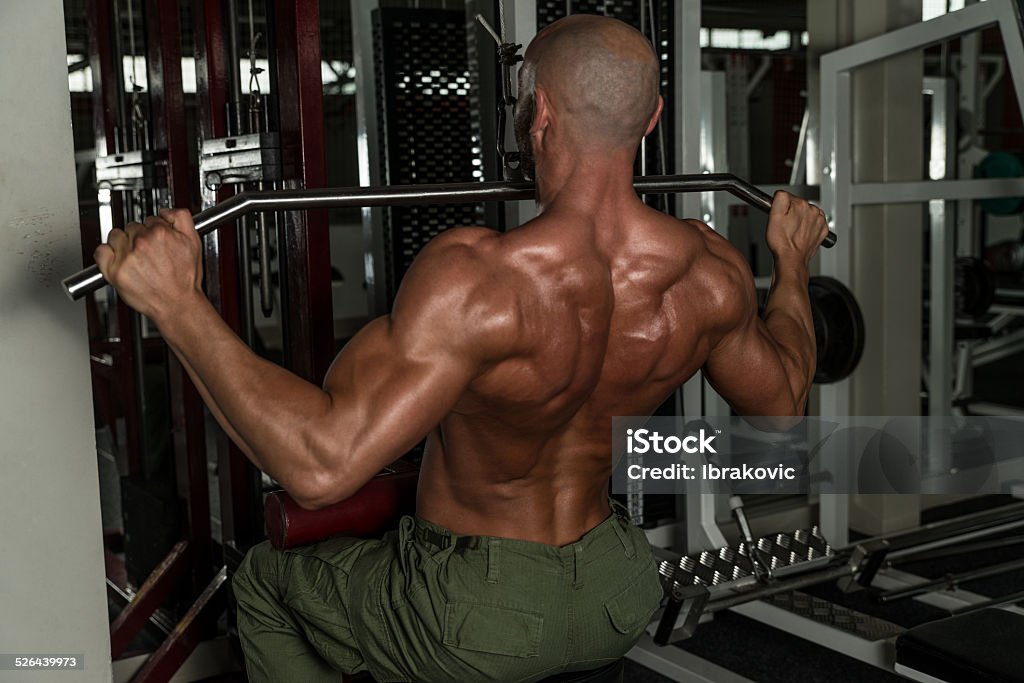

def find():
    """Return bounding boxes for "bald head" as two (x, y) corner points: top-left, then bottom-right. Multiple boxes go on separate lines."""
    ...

(514, 14), (661, 163)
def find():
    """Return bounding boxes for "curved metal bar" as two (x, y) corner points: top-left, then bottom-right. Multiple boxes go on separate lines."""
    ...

(63, 174), (836, 300)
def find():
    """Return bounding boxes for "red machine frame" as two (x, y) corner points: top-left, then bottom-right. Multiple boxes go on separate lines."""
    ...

(83, 1), (333, 679)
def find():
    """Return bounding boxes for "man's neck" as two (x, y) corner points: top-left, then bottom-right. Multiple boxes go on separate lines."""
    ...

(533, 148), (641, 218)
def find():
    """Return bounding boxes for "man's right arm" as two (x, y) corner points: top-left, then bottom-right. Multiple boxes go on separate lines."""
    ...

(701, 191), (829, 425)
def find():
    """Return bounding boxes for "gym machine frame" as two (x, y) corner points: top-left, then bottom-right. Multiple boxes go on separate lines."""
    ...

(84, 2), (220, 679)
(84, 0), (147, 490)
(818, 0), (1024, 547)
(78, 1), (336, 681)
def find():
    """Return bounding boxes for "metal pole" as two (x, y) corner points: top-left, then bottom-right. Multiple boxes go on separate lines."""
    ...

(65, 173), (838, 300)
(879, 556), (1024, 603)
(706, 563), (854, 613)
(273, 0), (332, 385)
(146, 0), (213, 595)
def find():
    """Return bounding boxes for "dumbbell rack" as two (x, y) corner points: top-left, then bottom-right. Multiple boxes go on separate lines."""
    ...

(646, 500), (1024, 680)
(653, 526), (840, 644)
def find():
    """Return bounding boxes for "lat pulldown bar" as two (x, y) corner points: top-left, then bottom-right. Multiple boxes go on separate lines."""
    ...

(62, 174), (837, 300)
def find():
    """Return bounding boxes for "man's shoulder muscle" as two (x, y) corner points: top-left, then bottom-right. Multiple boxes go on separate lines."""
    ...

(674, 219), (755, 338)
(411, 225), (501, 269)
(394, 227), (520, 363)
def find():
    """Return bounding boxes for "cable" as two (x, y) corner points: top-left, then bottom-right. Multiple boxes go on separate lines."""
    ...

(124, 0), (146, 150)
(248, 0), (256, 56)
(245, 0), (264, 127)
(125, 0), (138, 87)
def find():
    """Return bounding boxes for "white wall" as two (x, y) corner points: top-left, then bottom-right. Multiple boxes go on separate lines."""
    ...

(0, 1), (111, 681)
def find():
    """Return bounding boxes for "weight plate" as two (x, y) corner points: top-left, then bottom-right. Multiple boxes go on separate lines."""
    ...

(809, 276), (866, 384)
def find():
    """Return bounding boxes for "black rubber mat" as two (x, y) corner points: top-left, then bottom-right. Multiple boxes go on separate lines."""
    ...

(674, 610), (904, 682)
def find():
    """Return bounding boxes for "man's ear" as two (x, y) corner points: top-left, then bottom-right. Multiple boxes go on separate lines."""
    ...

(532, 86), (552, 138)
(644, 95), (664, 137)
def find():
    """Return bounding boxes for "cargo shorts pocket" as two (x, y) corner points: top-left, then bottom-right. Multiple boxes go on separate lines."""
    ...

(604, 568), (664, 637)
(442, 601), (543, 657)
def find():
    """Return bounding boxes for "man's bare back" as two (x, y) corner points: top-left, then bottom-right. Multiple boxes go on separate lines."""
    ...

(416, 203), (746, 545)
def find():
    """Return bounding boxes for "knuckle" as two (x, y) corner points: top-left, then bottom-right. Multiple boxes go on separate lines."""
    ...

(161, 208), (188, 225)
(135, 227), (156, 246)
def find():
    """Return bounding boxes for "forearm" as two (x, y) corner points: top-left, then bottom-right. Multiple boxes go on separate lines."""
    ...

(167, 343), (257, 458)
(763, 258), (816, 412)
(154, 291), (339, 499)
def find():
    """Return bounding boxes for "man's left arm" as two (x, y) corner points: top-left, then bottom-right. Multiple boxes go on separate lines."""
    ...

(96, 209), (506, 509)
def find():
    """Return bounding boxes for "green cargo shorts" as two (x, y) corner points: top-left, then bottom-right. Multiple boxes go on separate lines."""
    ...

(232, 501), (664, 683)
